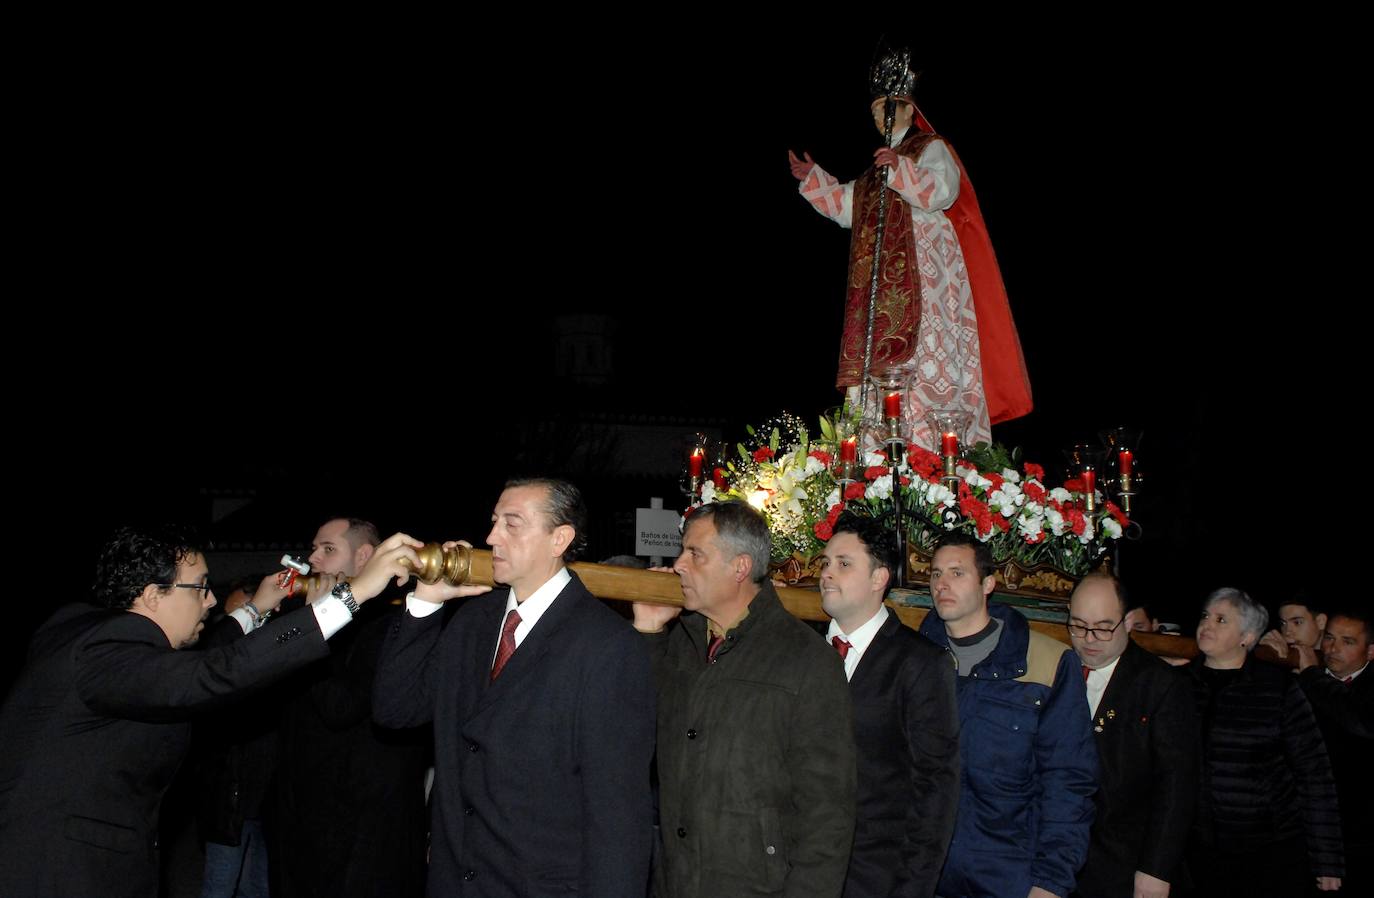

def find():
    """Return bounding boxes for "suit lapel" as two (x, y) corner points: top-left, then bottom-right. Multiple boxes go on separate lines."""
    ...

(472, 575), (583, 717)
(848, 612), (900, 695)
(1093, 640), (1141, 736)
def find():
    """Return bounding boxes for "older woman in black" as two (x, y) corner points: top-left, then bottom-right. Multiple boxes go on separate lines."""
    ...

(1185, 587), (1343, 895)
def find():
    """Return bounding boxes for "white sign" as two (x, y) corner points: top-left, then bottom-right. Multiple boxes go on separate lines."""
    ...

(635, 508), (683, 556)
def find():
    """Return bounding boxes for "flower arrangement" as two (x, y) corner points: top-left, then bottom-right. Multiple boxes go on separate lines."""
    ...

(694, 411), (1128, 579)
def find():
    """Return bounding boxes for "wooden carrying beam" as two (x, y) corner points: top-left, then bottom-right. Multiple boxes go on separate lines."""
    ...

(457, 551), (1197, 659)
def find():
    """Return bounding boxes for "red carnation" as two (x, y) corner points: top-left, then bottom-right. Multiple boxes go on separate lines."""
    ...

(985, 472), (1005, 494)
(899, 475), (910, 487)
(753, 447), (775, 463)
(1024, 481), (1047, 504)
(844, 482), (866, 500)
(1024, 462), (1045, 481)
(683, 505), (696, 520)
(814, 520), (834, 541)
(1105, 501), (1129, 527)
(808, 449), (832, 467)
(907, 446), (941, 478)
(827, 503), (845, 524)
(864, 465), (889, 481)
(1066, 507), (1087, 536)
(1064, 477), (1086, 493)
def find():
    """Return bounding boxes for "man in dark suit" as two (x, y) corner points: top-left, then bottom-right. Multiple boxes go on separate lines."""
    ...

(819, 513), (958, 898)
(372, 478), (656, 898)
(0, 523), (422, 898)
(1295, 607), (1374, 895)
(271, 517), (428, 898)
(1068, 572), (1198, 898)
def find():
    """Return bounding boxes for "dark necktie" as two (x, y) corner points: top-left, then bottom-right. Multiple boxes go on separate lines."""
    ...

(833, 636), (852, 660)
(491, 609), (522, 680)
(1082, 664), (1092, 682)
(707, 633), (725, 662)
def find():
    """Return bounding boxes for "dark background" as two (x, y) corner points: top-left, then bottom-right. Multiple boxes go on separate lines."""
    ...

(7, 23), (1358, 684)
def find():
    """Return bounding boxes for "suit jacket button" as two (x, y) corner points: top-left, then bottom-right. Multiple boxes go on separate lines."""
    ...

(676, 827), (688, 838)
(686, 728), (697, 740)
(765, 845), (776, 855)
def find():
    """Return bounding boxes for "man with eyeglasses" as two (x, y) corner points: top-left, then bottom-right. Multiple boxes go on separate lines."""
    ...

(1068, 572), (1198, 898)
(0, 523), (422, 898)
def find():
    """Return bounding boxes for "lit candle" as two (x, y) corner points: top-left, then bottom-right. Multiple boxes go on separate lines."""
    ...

(840, 436), (858, 463)
(884, 391), (902, 420)
(941, 431), (958, 457)
(689, 448), (704, 478)
(1081, 468), (1097, 497)
(1118, 449), (1133, 477)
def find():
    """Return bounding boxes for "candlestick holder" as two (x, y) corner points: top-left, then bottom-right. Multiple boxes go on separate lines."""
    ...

(1098, 426), (1141, 517)
(925, 407), (972, 492)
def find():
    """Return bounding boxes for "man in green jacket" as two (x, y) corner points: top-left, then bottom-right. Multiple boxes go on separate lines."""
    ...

(634, 501), (856, 898)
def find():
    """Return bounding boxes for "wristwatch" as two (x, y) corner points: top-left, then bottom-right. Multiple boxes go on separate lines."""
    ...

(331, 581), (359, 616)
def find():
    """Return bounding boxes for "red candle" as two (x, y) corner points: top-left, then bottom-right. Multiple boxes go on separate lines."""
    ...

(840, 436), (858, 463)
(689, 448), (704, 478)
(1081, 469), (1097, 496)
(941, 431), (958, 457)
(1118, 449), (1133, 477)
(883, 391), (901, 420)
(712, 467), (727, 489)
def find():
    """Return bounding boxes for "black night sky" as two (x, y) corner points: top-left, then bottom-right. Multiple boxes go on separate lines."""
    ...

(10, 24), (1358, 674)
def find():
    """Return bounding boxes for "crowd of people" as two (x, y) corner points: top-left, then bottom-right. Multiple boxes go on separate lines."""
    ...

(1, 478), (1370, 898)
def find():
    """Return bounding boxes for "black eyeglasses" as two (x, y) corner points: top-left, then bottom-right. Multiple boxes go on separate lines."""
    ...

(1067, 619), (1124, 640)
(158, 582), (212, 597)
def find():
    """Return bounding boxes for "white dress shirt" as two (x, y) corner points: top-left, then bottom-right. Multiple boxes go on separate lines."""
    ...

(405, 566), (572, 665)
(229, 596), (355, 639)
(825, 605), (890, 681)
(1085, 655), (1121, 718)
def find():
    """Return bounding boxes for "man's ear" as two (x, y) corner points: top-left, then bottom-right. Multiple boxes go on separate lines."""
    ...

(132, 583), (163, 614)
(736, 554), (753, 584)
(355, 543), (376, 571)
(550, 524), (575, 560)
(870, 564), (891, 596)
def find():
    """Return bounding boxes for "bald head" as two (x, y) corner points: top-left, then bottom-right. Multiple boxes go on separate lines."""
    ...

(1069, 573), (1131, 670)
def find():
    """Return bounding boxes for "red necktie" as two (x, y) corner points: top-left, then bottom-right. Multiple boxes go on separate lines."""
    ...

(491, 609), (522, 680)
(833, 636), (852, 660)
(1344, 676), (1354, 684)
(1083, 665), (1092, 682)
(707, 634), (725, 662)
